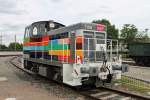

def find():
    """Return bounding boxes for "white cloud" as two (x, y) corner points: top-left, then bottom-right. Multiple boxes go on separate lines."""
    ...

(0, 0), (150, 45)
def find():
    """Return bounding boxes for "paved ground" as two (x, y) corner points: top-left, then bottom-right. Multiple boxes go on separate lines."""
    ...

(0, 51), (22, 56)
(0, 57), (86, 100)
(123, 65), (150, 82)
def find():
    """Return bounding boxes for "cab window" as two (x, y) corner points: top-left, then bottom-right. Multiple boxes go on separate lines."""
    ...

(33, 27), (38, 35)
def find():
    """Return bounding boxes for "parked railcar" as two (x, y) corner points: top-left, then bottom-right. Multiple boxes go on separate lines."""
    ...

(129, 43), (150, 66)
(23, 20), (126, 87)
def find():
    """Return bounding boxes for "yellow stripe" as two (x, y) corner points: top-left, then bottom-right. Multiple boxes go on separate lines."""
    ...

(49, 50), (70, 56)
(48, 50), (83, 56)
(76, 50), (83, 56)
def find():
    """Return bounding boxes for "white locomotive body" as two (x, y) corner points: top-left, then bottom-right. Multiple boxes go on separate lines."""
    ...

(23, 21), (127, 87)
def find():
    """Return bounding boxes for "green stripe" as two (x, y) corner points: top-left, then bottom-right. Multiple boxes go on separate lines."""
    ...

(46, 44), (69, 50)
(51, 44), (69, 50)
(23, 43), (69, 51)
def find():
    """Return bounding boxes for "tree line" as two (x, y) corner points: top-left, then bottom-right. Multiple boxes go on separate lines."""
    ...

(0, 42), (22, 51)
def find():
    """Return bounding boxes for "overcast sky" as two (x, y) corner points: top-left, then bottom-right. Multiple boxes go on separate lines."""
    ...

(0, 0), (150, 45)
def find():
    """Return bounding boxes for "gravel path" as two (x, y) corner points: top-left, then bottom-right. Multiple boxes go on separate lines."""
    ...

(0, 57), (90, 100)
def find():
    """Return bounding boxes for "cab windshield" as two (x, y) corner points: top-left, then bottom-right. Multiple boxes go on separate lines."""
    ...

(83, 31), (106, 62)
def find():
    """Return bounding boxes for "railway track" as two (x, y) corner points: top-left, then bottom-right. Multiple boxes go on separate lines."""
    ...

(9, 56), (150, 100)
(80, 88), (132, 100)
(79, 86), (150, 100)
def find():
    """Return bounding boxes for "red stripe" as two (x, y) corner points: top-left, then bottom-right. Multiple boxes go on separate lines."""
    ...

(23, 41), (48, 46)
(58, 56), (69, 61)
(58, 56), (78, 63)
(42, 36), (49, 41)
(76, 36), (82, 43)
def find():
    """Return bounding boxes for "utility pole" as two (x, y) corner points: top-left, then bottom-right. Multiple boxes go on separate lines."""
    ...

(0, 33), (2, 51)
(15, 34), (16, 51)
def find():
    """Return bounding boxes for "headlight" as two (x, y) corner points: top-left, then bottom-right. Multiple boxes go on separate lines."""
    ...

(49, 22), (55, 28)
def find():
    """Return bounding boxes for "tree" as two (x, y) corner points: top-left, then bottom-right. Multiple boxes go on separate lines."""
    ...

(135, 30), (149, 43)
(92, 19), (119, 39)
(120, 24), (149, 45)
(120, 24), (138, 45)
(141, 34), (149, 43)
(8, 42), (23, 51)
(0, 44), (8, 50)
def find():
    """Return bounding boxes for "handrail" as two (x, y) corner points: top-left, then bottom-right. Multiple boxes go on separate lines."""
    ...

(49, 37), (119, 64)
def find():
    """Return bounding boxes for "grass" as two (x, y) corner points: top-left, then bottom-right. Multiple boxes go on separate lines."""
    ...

(113, 76), (150, 94)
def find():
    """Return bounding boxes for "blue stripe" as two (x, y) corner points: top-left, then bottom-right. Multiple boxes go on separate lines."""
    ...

(51, 40), (58, 44)
(23, 46), (46, 51)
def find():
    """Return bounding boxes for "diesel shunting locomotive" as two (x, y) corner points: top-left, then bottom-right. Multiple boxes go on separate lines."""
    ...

(23, 20), (127, 87)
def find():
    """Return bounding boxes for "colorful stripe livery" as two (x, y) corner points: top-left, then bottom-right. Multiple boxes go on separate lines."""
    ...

(23, 36), (83, 63)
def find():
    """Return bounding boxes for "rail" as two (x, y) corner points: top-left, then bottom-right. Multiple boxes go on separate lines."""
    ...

(79, 86), (150, 100)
